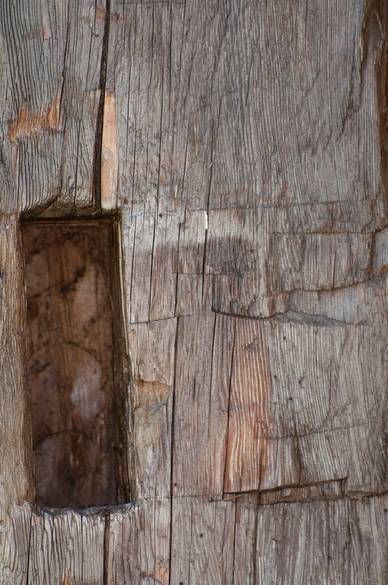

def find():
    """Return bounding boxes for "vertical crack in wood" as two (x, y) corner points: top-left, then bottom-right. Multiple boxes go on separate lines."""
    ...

(231, 500), (237, 585)
(222, 323), (236, 497)
(24, 509), (33, 585)
(93, 0), (111, 212)
(148, 219), (157, 322)
(325, 501), (331, 584)
(173, 219), (182, 317)
(207, 313), (217, 438)
(375, 0), (388, 209)
(168, 317), (179, 585)
(103, 512), (111, 585)
(252, 496), (259, 585)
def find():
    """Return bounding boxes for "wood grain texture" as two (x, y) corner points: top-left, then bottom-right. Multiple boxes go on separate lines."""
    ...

(0, 504), (31, 585)
(2, 497), (388, 584)
(108, 499), (170, 585)
(0, 217), (32, 511)
(1, 0), (388, 582)
(0, 0), (106, 215)
(224, 314), (388, 495)
(172, 310), (234, 497)
(170, 497), (235, 585)
(27, 508), (105, 584)
(128, 317), (177, 499)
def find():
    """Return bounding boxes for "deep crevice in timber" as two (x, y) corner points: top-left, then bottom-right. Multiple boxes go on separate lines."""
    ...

(103, 512), (111, 585)
(168, 317), (180, 585)
(93, 0), (111, 212)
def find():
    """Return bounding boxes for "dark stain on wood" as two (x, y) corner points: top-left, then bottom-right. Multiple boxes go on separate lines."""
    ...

(22, 218), (130, 508)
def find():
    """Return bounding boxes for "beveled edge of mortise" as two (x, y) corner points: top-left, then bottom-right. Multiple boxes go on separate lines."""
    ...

(20, 209), (122, 225)
(29, 500), (136, 518)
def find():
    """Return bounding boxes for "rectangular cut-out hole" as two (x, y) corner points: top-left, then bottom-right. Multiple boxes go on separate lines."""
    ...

(22, 218), (129, 509)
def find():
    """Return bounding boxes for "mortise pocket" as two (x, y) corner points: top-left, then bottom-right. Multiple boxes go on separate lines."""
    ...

(22, 217), (130, 509)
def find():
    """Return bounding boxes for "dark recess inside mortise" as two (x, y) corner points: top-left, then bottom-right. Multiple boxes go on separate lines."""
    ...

(21, 215), (130, 509)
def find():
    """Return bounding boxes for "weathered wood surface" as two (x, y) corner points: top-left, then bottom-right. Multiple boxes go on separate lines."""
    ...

(3, 495), (388, 584)
(1, 0), (388, 583)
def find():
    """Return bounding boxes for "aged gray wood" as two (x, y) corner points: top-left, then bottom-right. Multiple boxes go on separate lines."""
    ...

(127, 317), (177, 499)
(27, 509), (105, 584)
(108, 499), (170, 585)
(1, 0), (388, 583)
(0, 504), (31, 585)
(0, 217), (32, 510)
(0, 0), (106, 215)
